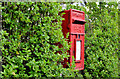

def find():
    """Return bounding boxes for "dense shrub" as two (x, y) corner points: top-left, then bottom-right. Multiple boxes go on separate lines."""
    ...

(1, 2), (78, 78)
(66, 2), (119, 78)
(1, 2), (119, 78)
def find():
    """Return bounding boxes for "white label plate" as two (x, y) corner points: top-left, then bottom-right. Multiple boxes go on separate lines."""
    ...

(76, 40), (81, 60)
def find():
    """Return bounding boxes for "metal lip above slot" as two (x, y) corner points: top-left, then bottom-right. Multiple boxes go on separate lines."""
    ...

(72, 18), (86, 24)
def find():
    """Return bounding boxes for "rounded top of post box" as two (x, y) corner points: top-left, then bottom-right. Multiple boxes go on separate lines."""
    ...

(69, 9), (85, 14)
(59, 9), (85, 14)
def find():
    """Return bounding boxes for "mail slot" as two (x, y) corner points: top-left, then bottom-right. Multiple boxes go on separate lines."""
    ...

(60, 9), (86, 70)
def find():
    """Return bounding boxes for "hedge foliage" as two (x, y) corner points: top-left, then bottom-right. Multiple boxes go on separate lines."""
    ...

(1, 2), (119, 78)
(84, 2), (119, 78)
(1, 2), (79, 78)
(66, 2), (119, 78)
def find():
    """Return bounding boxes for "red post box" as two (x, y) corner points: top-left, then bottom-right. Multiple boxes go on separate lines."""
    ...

(60, 9), (86, 70)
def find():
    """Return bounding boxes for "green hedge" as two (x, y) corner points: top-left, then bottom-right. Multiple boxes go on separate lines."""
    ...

(1, 2), (78, 78)
(1, 2), (119, 78)
(66, 2), (119, 78)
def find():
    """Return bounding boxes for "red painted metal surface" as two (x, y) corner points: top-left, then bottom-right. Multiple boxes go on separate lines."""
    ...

(60, 9), (86, 70)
